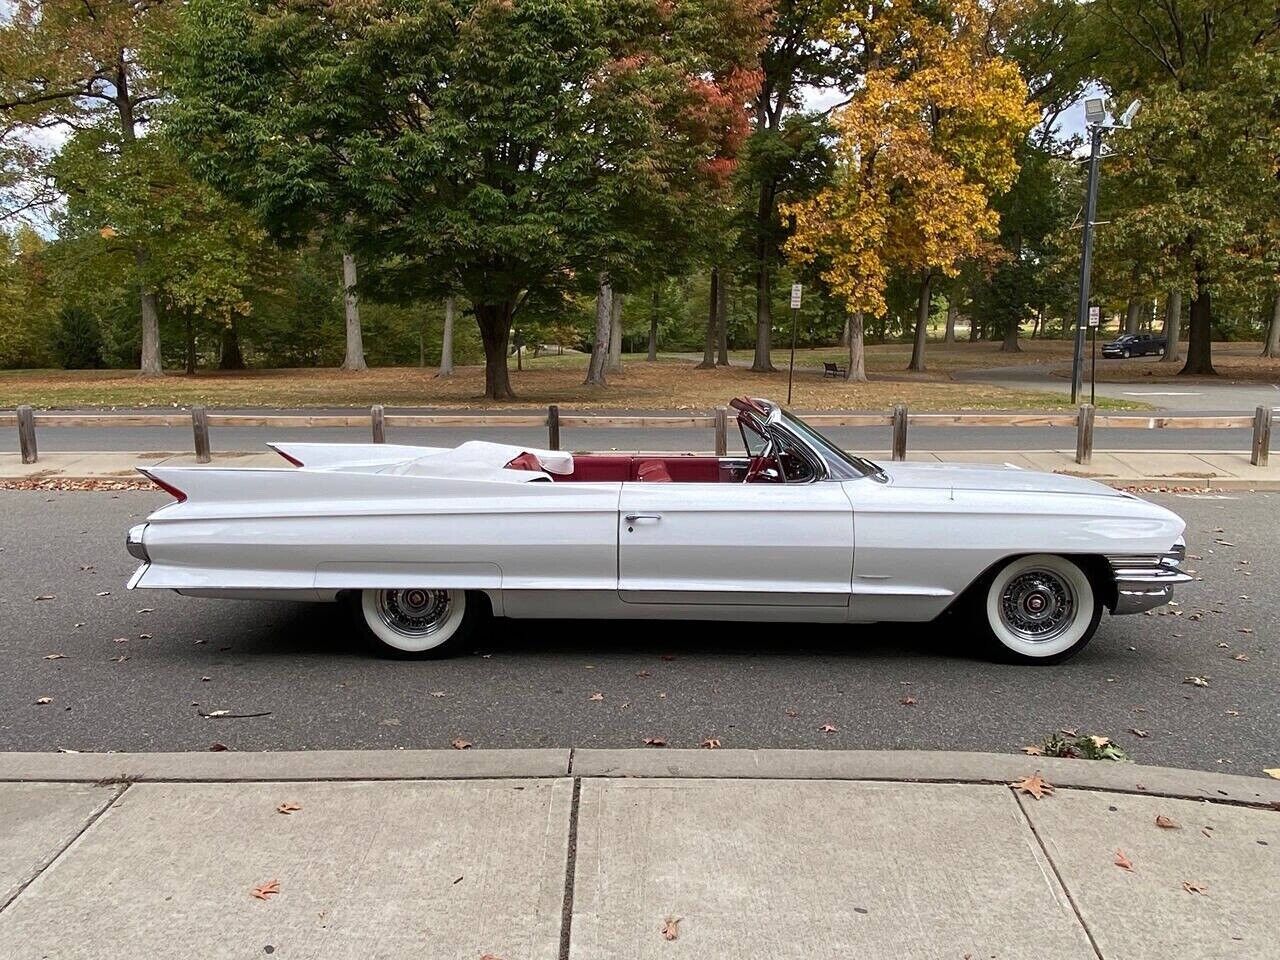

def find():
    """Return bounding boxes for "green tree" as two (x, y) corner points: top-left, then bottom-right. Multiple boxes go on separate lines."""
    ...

(168, 0), (766, 399)
(1084, 0), (1279, 375)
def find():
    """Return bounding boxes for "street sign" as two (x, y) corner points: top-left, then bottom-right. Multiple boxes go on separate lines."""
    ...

(790, 283), (803, 310)
(1088, 306), (1100, 328)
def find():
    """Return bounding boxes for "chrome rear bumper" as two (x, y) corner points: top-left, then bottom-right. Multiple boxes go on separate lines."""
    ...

(1108, 542), (1193, 615)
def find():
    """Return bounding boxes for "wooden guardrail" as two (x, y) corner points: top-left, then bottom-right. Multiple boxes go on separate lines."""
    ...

(1, 402), (1272, 468)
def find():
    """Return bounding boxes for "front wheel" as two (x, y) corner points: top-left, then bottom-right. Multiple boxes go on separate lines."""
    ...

(1122, 348), (1131, 358)
(349, 588), (478, 657)
(976, 555), (1101, 664)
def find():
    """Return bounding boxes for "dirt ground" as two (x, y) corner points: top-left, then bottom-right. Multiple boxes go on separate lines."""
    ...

(0, 341), (1139, 411)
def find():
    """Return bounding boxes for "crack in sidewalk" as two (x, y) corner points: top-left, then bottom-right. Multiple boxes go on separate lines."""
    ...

(1012, 788), (1106, 960)
(0, 782), (130, 916)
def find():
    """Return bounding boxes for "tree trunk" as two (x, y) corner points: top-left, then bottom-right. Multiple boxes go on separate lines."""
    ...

(716, 269), (729, 366)
(697, 267), (718, 369)
(1161, 289), (1182, 363)
(135, 248), (162, 377)
(750, 179), (777, 372)
(474, 300), (516, 399)
(1261, 291), (1280, 359)
(944, 301), (958, 343)
(1180, 276), (1215, 375)
(340, 252), (367, 371)
(647, 287), (659, 361)
(608, 292), (624, 373)
(908, 271), (932, 372)
(1124, 296), (1141, 336)
(585, 275), (612, 386)
(184, 315), (196, 375)
(1001, 310), (1021, 352)
(219, 318), (245, 370)
(435, 296), (456, 377)
(845, 310), (867, 382)
(968, 314), (980, 342)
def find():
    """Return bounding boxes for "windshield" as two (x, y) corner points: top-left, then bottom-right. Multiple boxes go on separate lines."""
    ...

(778, 408), (882, 481)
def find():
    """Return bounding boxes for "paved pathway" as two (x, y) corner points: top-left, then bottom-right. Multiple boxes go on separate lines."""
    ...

(0, 750), (1276, 959)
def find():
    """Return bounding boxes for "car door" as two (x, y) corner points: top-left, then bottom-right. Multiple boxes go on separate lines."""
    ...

(617, 480), (854, 606)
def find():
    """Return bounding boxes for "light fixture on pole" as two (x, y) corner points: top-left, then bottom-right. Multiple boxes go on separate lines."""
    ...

(1070, 98), (1140, 405)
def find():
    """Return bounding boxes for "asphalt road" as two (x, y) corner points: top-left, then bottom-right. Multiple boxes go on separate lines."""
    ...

(2, 420), (1263, 454)
(957, 355), (1280, 412)
(1, 490), (1275, 774)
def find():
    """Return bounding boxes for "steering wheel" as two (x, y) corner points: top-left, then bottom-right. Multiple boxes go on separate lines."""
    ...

(744, 439), (783, 483)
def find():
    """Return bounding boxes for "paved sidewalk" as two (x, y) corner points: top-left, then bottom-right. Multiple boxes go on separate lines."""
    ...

(3, 448), (1279, 489)
(1, 750), (1277, 959)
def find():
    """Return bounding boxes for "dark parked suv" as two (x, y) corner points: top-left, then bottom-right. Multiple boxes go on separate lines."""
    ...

(1102, 333), (1166, 358)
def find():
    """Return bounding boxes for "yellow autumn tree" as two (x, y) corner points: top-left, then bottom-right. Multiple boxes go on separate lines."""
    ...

(784, 0), (1038, 376)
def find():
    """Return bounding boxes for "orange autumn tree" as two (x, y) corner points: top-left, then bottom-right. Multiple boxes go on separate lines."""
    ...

(783, 0), (1037, 376)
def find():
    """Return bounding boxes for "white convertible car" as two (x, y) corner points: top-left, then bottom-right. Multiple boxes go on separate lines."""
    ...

(125, 397), (1192, 664)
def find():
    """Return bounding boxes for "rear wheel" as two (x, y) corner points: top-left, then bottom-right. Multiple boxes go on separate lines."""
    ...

(349, 588), (477, 657)
(974, 555), (1101, 664)
(1122, 348), (1131, 358)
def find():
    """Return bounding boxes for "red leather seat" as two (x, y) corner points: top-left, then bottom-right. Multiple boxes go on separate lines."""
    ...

(634, 459), (672, 482)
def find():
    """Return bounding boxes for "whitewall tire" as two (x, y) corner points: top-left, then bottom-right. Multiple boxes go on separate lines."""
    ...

(351, 588), (475, 657)
(979, 555), (1101, 663)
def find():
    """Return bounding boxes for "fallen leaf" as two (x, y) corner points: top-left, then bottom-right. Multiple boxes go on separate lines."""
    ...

(700, 738), (721, 749)
(95, 591), (111, 597)
(112, 637), (129, 644)
(642, 736), (667, 747)
(1237, 628), (1253, 635)
(588, 692), (604, 701)
(430, 691), (446, 697)
(1233, 654), (1250, 662)
(1022, 745), (1044, 756)
(1155, 815), (1180, 829)
(1183, 676), (1209, 687)
(34, 595), (55, 601)
(899, 696), (917, 706)
(43, 653), (67, 660)
(205, 710), (230, 718)
(1089, 735), (1111, 749)
(1130, 728), (1149, 738)
(35, 697), (52, 705)
(1059, 727), (1078, 737)
(451, 739), (472, 750)
(1011, 773), (1055, 800)
(1264, 768), (1280, 779)
(819, 723), (838, 734)
(661, 917), (682, 941)
(208, 742), (229, 751)
(110, 655), (129, 663)
(1114, 850), (1133, 872)
(1182, 881), (1208, 895)
(276, 802), (302, 815)
(250, 879), (280, 901)
(635, 670), (651, 678)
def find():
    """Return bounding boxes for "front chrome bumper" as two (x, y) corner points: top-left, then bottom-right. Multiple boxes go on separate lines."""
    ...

(1108, 541), (1194, 614)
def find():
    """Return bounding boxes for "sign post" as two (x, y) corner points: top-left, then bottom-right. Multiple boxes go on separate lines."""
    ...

(787, 284), (803, 405)
(1087, 305), (1100, 406)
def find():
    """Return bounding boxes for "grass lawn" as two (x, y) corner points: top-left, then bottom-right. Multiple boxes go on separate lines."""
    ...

(0, 341), (1141, 411)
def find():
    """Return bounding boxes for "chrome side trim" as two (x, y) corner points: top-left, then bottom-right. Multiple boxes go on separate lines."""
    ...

(1108, 542), (1193, 615)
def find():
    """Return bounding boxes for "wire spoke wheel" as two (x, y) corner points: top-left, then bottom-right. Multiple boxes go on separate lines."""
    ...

(375, 588), (454, 638)
(998, 570), (1075, 643)
(357, 587), (471, 655)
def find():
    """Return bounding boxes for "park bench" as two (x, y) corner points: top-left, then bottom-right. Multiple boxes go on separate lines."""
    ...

(823, 361), (847, 378)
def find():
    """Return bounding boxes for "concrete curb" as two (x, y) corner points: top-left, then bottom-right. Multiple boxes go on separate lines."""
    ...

(2, 749), (1277, 807)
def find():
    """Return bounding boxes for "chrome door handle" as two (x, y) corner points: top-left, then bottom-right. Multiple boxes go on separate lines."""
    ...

(624, 514), (663, 523)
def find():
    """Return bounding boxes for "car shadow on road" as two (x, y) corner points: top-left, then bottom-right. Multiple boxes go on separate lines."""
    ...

(223, 601), (1010, 666)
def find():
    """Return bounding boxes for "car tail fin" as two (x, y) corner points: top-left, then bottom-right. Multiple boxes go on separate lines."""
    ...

(137, 468), (187, 503)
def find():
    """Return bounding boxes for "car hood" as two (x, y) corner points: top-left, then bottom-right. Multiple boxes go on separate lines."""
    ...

(877, 460), (1124, 497)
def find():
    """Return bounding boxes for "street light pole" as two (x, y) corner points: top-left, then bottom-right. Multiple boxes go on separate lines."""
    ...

(1071, 125), (1103, 405)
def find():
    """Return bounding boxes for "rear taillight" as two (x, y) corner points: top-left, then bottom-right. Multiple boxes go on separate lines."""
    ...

(142, 471), (187, 503)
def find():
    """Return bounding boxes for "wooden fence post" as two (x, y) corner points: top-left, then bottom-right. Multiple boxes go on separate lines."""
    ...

(1075, 404), (1095, 465)
(1251, 405), (1272, 467)
(714, 407), (728, 457)
(371, 405), (385, 443)
(17, 405), (37, 464)
(191, 406), (211, 464)
(547, 405), (560, 450)
(891, 404), (908, 461)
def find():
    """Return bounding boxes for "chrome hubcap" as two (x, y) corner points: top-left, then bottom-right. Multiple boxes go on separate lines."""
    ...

(374, 589), (453, 638)
(1000, 571), (1075, 642)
